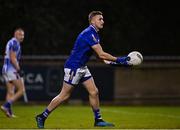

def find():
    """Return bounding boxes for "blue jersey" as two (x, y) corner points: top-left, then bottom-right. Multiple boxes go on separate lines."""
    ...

(2, 38), (21, 73)
(64, 25), (100, 69)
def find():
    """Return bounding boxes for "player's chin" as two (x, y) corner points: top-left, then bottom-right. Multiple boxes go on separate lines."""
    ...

(99, 25), (103, 29)
(20, 39), (24, 42)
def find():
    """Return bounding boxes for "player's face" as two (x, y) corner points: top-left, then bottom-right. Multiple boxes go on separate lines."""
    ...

(15, 30), (24, 43)
(92, 15), (104, 30)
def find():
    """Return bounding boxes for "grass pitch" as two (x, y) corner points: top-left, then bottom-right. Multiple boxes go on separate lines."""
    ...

(0, 104), (180, 129)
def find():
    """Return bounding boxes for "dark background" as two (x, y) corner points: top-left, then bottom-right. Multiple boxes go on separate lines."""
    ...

(0, 0), (179, 56)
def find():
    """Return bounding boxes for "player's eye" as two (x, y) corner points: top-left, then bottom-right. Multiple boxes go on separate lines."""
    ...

(99, 18), (103, 22)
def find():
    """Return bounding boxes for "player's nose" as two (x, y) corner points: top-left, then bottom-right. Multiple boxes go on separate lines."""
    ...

(102, 20), (104, 24)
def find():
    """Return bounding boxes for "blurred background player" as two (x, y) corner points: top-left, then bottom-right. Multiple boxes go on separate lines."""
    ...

(1, 28), (25, 118)
(35, 11), (130, 128)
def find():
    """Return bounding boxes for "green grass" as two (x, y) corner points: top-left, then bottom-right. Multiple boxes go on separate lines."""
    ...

(0, 104), (180, 129)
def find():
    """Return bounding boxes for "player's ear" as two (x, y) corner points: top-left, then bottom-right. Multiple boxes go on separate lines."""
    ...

(91, 20), (94, 25)
(91, 17), (96, 24)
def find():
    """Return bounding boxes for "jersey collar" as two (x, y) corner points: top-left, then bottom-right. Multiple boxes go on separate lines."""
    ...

(12, 37), (20, 44)
(90, 25), (98, 32)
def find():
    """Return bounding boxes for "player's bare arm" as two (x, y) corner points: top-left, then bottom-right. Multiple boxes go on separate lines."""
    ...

(92, 43), (142, 66)
(10, 50), (20, 71)
(92, 44), (117, 61)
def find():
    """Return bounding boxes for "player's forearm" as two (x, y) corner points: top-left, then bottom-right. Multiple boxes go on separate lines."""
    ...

(92, 44), (117, 61)
(11, 58), (20, 71)
(98, 52), (117, 61)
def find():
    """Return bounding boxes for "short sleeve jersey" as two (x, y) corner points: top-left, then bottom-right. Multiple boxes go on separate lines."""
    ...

(2, 38), (21, 73)
(64, 25), (100, 69)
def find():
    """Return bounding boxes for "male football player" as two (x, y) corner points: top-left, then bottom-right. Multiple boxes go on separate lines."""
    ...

(36, 11), (130, 128)
(1, 28), (25, 118)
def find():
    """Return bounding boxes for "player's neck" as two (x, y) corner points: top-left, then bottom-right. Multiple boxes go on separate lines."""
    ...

(13, 37), (21, 43)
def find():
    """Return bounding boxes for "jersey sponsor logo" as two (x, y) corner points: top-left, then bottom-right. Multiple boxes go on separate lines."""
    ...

(25, 73), (44, 84)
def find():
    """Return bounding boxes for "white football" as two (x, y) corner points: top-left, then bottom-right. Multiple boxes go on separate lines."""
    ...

(127, 51), (143, 65)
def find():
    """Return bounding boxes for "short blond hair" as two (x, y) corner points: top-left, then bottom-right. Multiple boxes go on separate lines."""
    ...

(14, 27), (24, 33)
(88, 11), (103, 24)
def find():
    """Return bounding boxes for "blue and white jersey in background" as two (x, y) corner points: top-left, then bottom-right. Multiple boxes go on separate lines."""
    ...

(65, 25), (100, 69)
(2, 38), (21, 73)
